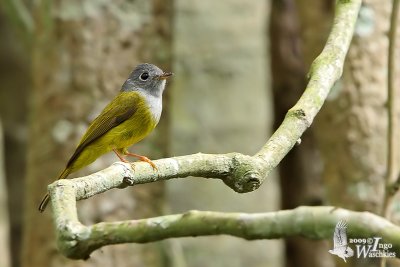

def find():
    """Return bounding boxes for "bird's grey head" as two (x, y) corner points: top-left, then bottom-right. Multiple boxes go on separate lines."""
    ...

(121, 63), (173, 97)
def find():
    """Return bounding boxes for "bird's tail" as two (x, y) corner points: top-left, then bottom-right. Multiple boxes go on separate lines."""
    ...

(38, 168), (71, 213)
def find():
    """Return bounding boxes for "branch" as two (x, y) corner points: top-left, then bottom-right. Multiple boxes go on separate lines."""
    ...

(50, 197), (400, 260)
(56, 153), (266, 200)
(256, 0), (361, 161)
(47, 0), (363, 259)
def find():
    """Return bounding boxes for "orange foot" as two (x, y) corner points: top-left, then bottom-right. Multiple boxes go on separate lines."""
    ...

(113, 149), (158, 171)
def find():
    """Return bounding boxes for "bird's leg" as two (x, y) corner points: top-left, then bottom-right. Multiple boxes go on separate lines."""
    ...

(125, 152), (158, 171)
(126, 153), (157, 170)
(113, 149), (129, 163)
(116, 148), (158, 171)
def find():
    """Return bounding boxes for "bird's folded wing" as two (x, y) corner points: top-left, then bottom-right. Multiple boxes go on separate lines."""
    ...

(66, 93), (140, 167)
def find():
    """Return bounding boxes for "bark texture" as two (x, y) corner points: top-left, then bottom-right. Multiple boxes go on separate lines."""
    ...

(23, 1), (172, 267)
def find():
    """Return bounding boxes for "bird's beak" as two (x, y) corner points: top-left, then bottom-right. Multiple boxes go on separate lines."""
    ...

(158, 72), (173, 80)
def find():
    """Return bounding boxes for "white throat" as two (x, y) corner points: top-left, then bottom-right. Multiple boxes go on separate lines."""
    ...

(139, 90), (163, 123)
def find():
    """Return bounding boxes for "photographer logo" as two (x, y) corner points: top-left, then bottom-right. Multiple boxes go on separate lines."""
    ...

(329, 220), (395, 261)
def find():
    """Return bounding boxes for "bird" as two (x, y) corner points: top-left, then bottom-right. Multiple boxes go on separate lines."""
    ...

(328, 220), (354, 262)
(38, 63), (173, 212)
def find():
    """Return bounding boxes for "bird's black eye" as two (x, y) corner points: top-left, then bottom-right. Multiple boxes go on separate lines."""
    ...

(140, 72), (149, 81)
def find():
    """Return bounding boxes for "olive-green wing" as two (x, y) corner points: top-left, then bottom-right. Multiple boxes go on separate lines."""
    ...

(66, 93), (139, 167)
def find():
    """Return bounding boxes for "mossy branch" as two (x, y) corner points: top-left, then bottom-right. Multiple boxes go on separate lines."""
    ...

(47, 0), (364, 260)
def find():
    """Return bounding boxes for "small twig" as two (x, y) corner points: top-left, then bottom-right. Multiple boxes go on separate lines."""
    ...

(382, 0), (400, 217)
